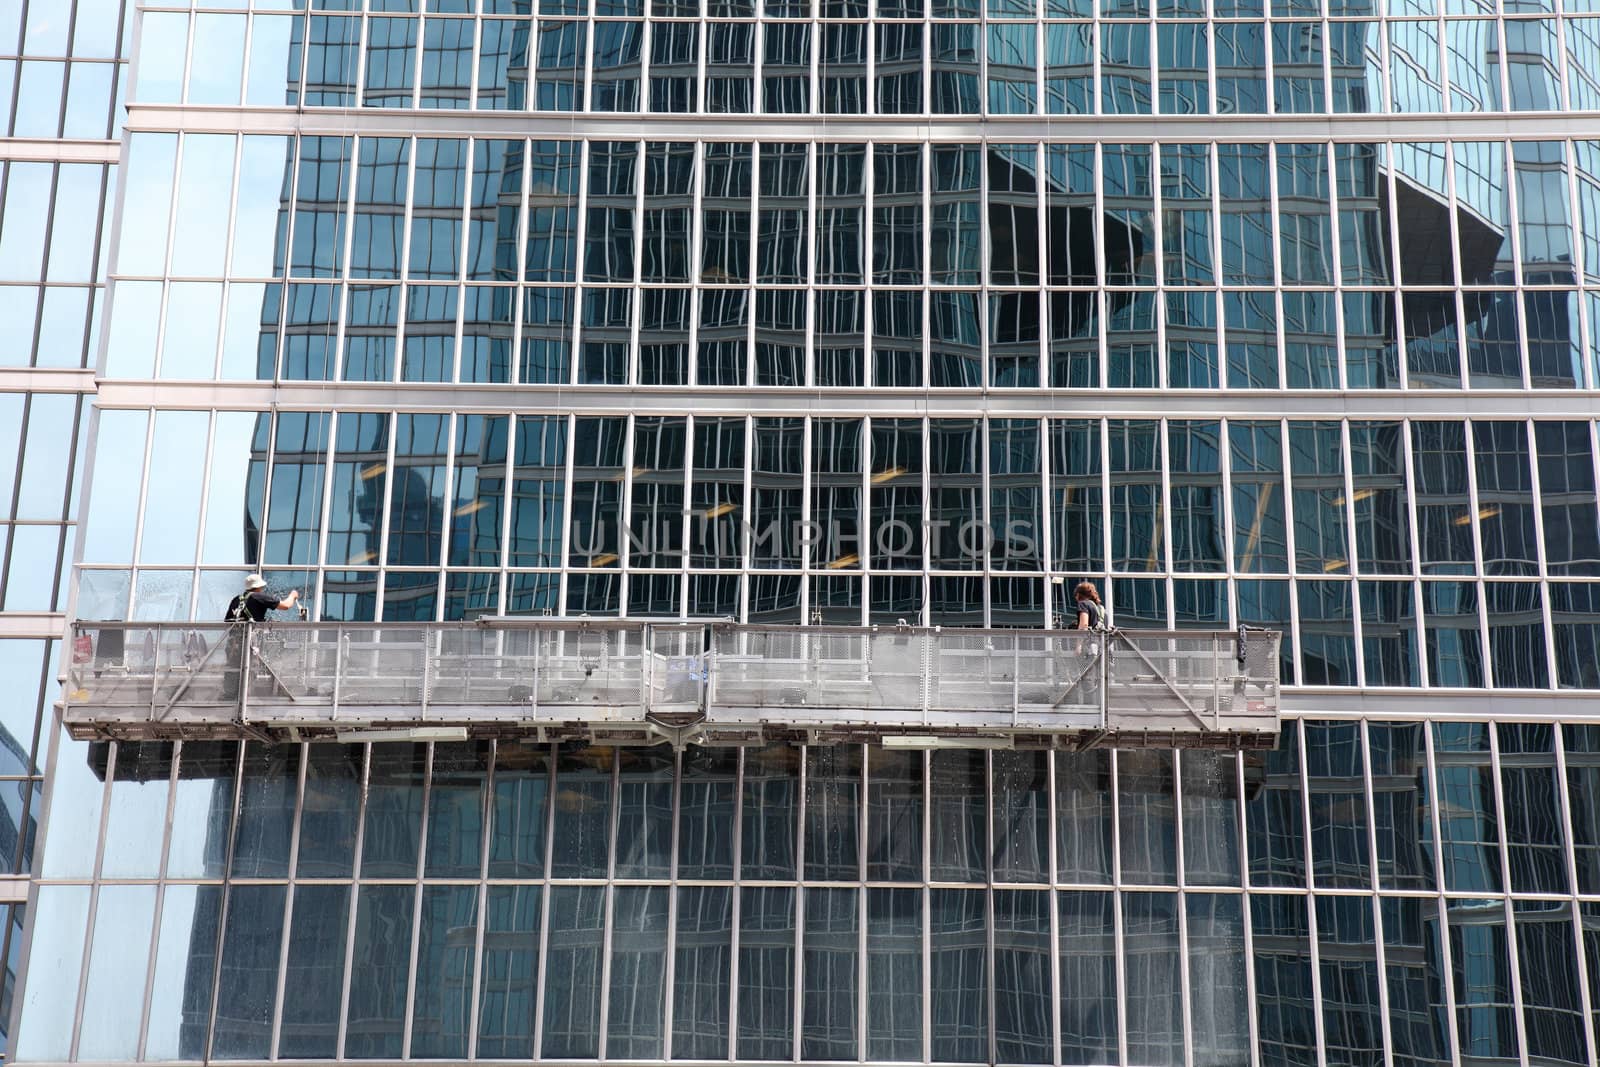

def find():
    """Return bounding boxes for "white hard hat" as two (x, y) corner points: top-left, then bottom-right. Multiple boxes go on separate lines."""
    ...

(244, 574), (267, 591)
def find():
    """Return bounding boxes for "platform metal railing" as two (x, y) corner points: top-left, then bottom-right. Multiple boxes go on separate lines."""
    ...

(60, 619), (1281, 747)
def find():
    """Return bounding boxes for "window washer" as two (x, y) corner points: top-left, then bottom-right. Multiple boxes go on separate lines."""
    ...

(1073, 581), (1107, 632)
(222, 575), (300, 700)
(1071, 581), (1109, 707)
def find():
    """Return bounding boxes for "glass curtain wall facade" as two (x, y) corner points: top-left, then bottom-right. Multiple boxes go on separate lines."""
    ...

(13, 0), (1600, 1064)
(0, 0), (131, 1052)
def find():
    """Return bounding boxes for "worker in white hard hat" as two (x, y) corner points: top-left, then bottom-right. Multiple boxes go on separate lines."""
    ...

(222, 575), (300, 700)
(226, 574), (300, 624)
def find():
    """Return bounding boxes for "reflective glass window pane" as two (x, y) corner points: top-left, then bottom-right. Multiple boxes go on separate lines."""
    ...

(76, 884), (156, 1060)
(1497, 723), (1567, 893)
(346, 884), (413, 1057)
(671, 885), (731, 1059)
(992, 749), (1048, 882)
(1512, 899), (1586, 1064)
(1419, 580), (1483, 686)
(1251, 894), (1316, 1067)
(992, 890), (1050, 1063)
(1433, 722), (1501, 892)
(1247, 719), (1305, 886)
(738, 885), (795, 1058)
(1349, 421), (1411, 574)
(100, 742), (170, 878)
(1315, 895), (1383, 1065)
(214, 882), (287, 1058)
(1301, 721), (1369, 886)
(1056, 891), (1115, 1064)
(542, 884), (605, 1057)
(1448, 898), (1520, 1062)
(231, 741), (298, 878)
(1565, 726), (1600, 893)
(1180, 750), (1240, 886)
(1188, 894), (1248, 1063)
(804, 745), (861, 879)
(476, 885), (540, 1057)
(1472, 422), (1536, 579)
(410, 884), (478, 1057)
(289, 136), (352, 279)
(802, 886), (858, 1059)
(16, 885), (90, 1059)
(1109, 419), (1161, 571)
(1101, 24), (1151, 114)
(1378, 896), (1450, 1066)
(551, 746), (613, 878)
(425, 740), (488, 877)
(675, 747), (735, 880)
(929, 887), (987, 1062)
(1123, 892), (1181, 1066)
(929, 749), (985, 881)
(144, 884), (223, 1060)
(1118, 750), (1176, 884)
(608, 884), (669, 1057)
(1360, 580), (1419, 686)
(1410, 421), (1474, 574)
(361, 742), (426, 876)
(279, 884), (349, 1058)
(613, 748), (673, 879)
(741, 745), (797, 879)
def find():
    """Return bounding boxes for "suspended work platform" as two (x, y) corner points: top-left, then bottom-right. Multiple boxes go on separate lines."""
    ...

(61, 619), (1281, 750)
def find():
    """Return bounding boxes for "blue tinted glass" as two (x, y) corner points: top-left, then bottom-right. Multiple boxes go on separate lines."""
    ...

(346, 884), (414, 1057)
(280, 884), (349, 1058)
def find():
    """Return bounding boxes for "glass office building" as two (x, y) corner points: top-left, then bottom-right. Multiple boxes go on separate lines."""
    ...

(12, 0), (1600, 1063)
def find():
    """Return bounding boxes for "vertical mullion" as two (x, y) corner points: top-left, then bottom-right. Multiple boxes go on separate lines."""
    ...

(556, 411), (578, 614)
(465, 738), (496, 1061)
(1173, 754), (1193, 1067)
(793, 743), (808, 1063)
(1265, 143), (1290, 389)
(134, 740), (187, 1061)
(335, 743), (372, 1059)
(332, 130), (361, 383)
(1109, 749), (1127, 1067)
(399, 741), (435, 1058)
(1554, 725), (1600, 1067)
(663, 748), (683, 1056)
(804, 141), (817, 388)
(1295, 720), (1329, 1067)
(1443, 140), (1465, 382)
(1158, 417), (1174, 622)
(1484, 726), (1533, 1063)
(1460, 418), (1494, 683)
(984, 750), (998, 1067)
(1152, 140), (1167, 391)
(1398, 419), (1427, 687)
(920, 748), (931, 1064)
(1338, 419), (1364, 687)
(1046, 749), (1063, 1067)
(596, 748), (621, 1059)
(1422, 724), (1465, 1066)
(729, 747), (744, 1063)
(1235, 750), (1262, 1067)
(67, 741), (117, 1062)
(268, 741), (310, 1060)
(1358, 720), (1397, 1067)
(372, 412), (401, 616)
(1523, 416), (1561, 689)
(199, 743), (248, 1063)
(532, 745), (558, 1058)
(686, 141), (706, 388)
(569, 138), (591, 387)
(1218, 417), (1237, 621)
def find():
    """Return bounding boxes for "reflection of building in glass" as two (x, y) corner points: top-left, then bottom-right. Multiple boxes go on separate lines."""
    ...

(21, 2), (1600, 1064)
